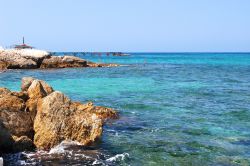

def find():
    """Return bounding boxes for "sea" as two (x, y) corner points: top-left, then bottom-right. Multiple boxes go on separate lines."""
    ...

(0, 53), (250, 166)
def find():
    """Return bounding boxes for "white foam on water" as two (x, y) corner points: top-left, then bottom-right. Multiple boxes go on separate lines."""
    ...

(92, 159), (104, 165)
(0, 157), (3, 166)
(106, 153), (129, 162)
(49, 140), (82, 154)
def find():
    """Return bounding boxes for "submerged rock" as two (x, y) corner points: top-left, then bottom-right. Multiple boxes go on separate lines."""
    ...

(0, 77), (118, 152)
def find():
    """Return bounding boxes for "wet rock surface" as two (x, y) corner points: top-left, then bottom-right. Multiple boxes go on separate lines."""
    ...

(0, 77), (118, 153)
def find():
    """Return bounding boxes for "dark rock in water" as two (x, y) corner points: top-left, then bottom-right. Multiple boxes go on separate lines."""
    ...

(12, 136), (34, 151)
(0, 121), (14, 153)
(0, 77), (118, 153)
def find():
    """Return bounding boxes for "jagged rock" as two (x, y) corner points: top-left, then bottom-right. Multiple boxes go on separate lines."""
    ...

(34, 91), (117, 150)
(26, 79), (53, 114)
(0, 88), (11, 95)
(0, 94), (26, 112)
(0, 77), (118, 152)
(0, 122), (34, 153)
(40, 56), (88, 68)
(12, 136), (34, 151)
(0, 60), (8, 70)
(21, 77), (35, 91)
(0, 49), (118, 69)
(27, 80), (47, 98)
(7, 58), (37, 69)
(0, 108), (33, 138)
(39, 80), (54, 95)
(10, 91), (29, 101)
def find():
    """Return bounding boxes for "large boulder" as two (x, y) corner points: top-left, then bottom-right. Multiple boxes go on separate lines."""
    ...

(21, 77), (35, 91)
(0, 77), (118, 152)
(25, 79), (54, 113)
(0, 51), (38, 69)
(34, 91), (117, 150)
(0, 91), (34, 152)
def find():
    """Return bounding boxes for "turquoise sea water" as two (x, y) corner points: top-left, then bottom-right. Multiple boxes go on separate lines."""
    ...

(1, 53), (250, 165)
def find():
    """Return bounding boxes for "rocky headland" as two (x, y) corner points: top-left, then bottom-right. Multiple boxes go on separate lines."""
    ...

(0, 77), (118, 154)
(0, 49), (118, 70)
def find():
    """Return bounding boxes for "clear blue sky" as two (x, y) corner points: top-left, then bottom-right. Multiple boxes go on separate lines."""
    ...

(0, 0), (249, 52)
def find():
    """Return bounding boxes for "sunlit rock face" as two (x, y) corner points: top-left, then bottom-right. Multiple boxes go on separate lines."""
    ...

(0, 77), (118, 152)
(0, 49), (119, 70)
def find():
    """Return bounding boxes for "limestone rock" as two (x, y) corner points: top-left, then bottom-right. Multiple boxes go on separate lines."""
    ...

(26, 79), (53, 113)
(0, 49), (118, 69)
(0, 77), (118, 152)
(10, 91), (29, 101)
(40, 56), (88, 68)
(0, 94), (26, 112)
(6, 57), (37, 69)
(34, 91), (117, 150)
(27, 80), (47, 98)
(0, 108), (34, 138)
(0, 60), (8, 70)
(21, 77), (35, 91)
(0, 88), (11, 95)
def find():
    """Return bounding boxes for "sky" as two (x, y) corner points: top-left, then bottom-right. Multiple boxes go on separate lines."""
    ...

(0, 0), (249, 52)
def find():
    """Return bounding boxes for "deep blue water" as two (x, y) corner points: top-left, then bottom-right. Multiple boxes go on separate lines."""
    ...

(1, 53), (250, 165)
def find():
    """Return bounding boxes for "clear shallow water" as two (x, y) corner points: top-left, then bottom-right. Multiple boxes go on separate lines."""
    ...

(1, 53), (250, 165)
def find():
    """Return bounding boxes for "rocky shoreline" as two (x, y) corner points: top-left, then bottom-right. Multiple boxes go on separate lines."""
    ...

(0, 49), (118, 70)
(0, 77), (118, 155)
